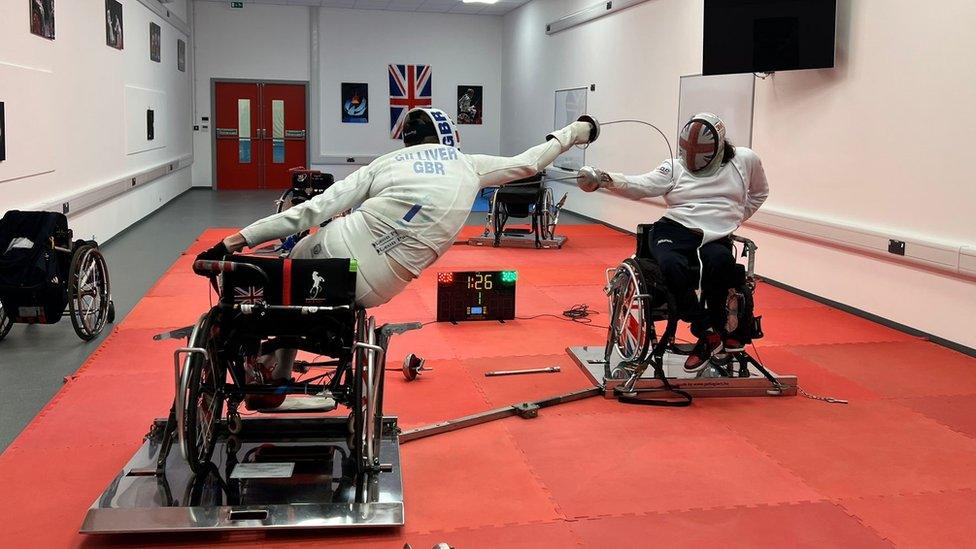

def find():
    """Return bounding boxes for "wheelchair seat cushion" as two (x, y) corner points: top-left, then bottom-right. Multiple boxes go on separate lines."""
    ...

(220, 255), (356, 307)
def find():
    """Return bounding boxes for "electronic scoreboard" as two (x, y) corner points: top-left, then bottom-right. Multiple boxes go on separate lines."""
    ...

(436, 270), (517, 322)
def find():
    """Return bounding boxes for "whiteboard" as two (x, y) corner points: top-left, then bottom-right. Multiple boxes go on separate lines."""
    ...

(677, 73), (754, 147)
(553, 87), (587, 170)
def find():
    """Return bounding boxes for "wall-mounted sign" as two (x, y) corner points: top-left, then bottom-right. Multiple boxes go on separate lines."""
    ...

(105, 0), (124, 50)
(150, 22), (161, 63)
(177, 39), (186, 72)
(0, 102), (6, 162)
(341, 83), (368, 124)
(284, 130), (306, 139)
(30, 0), (55, 40)
(230, 1), (244, 8)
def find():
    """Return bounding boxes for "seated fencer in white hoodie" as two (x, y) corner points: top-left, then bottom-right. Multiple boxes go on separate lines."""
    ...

(576, 112), (768, 372)
(196, 108), (597, 390)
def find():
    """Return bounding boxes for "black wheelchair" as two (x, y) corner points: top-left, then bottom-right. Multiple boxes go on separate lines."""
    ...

(481, 171), (567, 248)
(270, 167), (336, 253)
(0, 210), (115, 342)
(602, 224), (780, 405)
(173, 254), (418, 475)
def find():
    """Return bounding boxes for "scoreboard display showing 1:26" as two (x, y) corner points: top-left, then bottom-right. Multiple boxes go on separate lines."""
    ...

(436, 270), (517, 322)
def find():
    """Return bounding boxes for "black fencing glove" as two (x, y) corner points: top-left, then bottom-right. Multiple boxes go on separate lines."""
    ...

(196, 240), (229, 263)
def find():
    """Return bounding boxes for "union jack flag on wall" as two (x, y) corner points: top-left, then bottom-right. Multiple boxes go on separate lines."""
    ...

(389, 64), (432, 139)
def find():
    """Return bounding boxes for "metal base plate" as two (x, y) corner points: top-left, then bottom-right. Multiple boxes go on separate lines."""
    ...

(80, 416), (404, 534)
(567, 345), (797, 398)
(468, 234), (568, 249)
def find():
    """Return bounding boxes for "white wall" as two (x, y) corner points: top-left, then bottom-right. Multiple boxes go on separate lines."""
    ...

(317, 8), (502, 160)
(502, 0), (976, 348)
(191, 3), (503, 185)
(0, 0), (193, 242)
(191, 1), (311, 187)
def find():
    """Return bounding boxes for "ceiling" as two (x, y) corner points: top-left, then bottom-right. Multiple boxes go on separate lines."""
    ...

(196, 0), (533, 16)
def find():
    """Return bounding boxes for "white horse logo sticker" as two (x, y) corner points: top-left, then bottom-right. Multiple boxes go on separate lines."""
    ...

(309, 271), (325, 300)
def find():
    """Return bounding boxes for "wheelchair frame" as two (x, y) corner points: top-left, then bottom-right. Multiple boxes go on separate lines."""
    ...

(0, 216), (115, 342)
(567, 231), (796, 404)
(470, 176), (568, 249)
(170, 257), (418, 477)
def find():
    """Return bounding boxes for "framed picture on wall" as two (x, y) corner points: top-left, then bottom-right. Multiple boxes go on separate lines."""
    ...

(389, 64), (432, 139)
(0, 102), (6, 162)
(457, 85), (483, 125)
(30, 0), (56, 40)
(105, 0), (124, 50)
(149, 22), (161, 62)
(177, 39), (186, 72)
(341, 83), (368, 124)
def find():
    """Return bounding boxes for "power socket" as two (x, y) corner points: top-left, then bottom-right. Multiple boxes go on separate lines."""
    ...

(888, 239), (906, 256)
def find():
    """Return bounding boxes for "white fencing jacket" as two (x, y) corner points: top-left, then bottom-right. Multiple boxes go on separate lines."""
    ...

(240, 122), (593, 276)
(604, 147), (769, 244)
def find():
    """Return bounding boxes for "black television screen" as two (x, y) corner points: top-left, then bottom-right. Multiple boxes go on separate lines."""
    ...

(703, 0), (836, 76)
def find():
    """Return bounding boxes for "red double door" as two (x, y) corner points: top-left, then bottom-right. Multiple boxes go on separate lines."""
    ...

(214, 82), (307, 189)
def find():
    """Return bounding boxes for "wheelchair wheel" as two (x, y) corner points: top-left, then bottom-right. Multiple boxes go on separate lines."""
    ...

(490, 192), (508, 246)
(68, 244), (112, 341)
(351, 312), (382, 475)
(180, 312), (226, 475)
(274, 188), (293, 214)
(606, 259), (654, 363)
(537, 188), (557, 241)
(0, 301), (12, 342)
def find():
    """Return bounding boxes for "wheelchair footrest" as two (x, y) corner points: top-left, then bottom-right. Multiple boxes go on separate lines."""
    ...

(253, 394), (337, 413)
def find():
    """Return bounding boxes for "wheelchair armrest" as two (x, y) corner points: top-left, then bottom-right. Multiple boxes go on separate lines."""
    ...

(729, 235), (758, 277)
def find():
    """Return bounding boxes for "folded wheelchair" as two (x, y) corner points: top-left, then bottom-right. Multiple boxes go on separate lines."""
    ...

(479, 171), (567, 248)
(602, 224), (782, 405)
(168, 254), (419, 476)
(0, 210), (115, 342)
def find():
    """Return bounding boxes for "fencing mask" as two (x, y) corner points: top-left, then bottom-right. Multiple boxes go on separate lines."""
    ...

(678, 112), (726, 176)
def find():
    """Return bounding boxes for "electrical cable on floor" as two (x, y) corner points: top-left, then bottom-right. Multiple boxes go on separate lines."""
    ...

(750, 342), (848, 404)
(516, 303), (609, 329)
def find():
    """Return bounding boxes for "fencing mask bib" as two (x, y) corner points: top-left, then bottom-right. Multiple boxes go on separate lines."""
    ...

(678, 112), (726, 176)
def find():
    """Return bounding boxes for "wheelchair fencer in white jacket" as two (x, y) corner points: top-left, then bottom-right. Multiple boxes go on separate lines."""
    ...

(210, 108), (599, 308)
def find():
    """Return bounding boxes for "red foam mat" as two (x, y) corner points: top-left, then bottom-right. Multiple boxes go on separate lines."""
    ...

(2, 223), (975, 547)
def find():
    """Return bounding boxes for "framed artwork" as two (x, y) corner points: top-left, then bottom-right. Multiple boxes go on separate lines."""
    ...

(389, 64), (431, 139)
(149, 22), (161, 62)
(30, 0), (56, 40)
(341, 83), (368, 124)
(177, 39), (186, 72)
(457, 85), (483, 125)
(105, 0), (123, 50)
(0, 102), (6, 162)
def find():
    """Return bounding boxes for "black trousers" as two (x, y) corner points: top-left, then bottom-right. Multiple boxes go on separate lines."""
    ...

(646, 218), (735, 338)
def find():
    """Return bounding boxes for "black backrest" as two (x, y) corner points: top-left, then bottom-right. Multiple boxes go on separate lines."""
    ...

(219, 255), (356, 307)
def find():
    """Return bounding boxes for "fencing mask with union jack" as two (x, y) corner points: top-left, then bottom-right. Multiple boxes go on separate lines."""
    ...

(678, 112), (726, 175)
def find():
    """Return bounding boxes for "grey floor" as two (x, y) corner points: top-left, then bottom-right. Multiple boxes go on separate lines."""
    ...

(0, 189), (586, 451)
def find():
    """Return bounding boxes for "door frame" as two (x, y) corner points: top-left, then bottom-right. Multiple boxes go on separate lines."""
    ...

(210, 78), (310, 190)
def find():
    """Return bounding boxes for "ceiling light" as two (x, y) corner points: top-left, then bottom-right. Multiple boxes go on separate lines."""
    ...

(462, 1), (500, 4)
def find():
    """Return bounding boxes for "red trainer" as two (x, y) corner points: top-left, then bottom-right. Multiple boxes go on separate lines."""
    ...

(684, 332), (723, 372)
